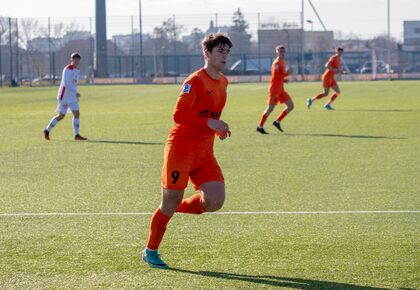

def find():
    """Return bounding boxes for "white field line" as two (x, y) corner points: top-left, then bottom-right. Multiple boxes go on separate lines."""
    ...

(0, 210), (419, 217)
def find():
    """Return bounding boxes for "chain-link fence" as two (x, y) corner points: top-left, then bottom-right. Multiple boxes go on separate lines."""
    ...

(0, 11), (419, 86)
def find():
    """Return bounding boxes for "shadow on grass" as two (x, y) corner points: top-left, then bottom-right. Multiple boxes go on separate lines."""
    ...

(87, 139), (164, 145)
(283, 133), (405, 140)
(170, 268), (390, 289)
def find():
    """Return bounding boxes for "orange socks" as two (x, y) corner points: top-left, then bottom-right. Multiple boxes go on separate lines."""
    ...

(146, 195), (206, 250)
(146, 208), (171, 250)
(313, 93), (324, 101)
(329, 93), (339, 103)
(176, 194), (205, 214)
(258, 114), (268, 127)
(276, 109), (288, 122)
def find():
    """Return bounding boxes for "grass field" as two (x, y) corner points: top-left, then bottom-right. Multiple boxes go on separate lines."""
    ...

(0, 80), (419, 289)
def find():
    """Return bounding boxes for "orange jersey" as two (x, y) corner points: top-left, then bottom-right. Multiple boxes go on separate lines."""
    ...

(269, 58), (288, 94)
(323, 54), (341, 79)
(166, 68), (228, 156)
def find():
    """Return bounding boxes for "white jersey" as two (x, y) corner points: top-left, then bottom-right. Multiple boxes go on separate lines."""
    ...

(57, 64), (80, 102)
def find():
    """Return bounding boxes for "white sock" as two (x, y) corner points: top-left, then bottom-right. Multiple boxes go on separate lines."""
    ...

(73, 118), (80, 136)
(46, 117), (58, 131)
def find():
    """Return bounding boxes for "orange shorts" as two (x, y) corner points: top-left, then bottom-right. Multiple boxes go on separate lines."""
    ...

(268, 90), (291, 105)
(161, 147), (224, 190)
(322, 76), (337, 88)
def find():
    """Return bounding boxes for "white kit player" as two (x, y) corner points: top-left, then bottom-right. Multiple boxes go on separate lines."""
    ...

(43, 52), (87, 141)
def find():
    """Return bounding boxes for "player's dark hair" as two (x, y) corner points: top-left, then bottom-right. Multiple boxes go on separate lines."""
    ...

(201, 33), (233, 52)
(71, 52), (81, 60)
(337, 47), (344, 52)
(275, 45), (285, 51)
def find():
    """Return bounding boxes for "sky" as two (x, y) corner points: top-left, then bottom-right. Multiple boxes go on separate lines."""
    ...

(0, 0), (419, 40)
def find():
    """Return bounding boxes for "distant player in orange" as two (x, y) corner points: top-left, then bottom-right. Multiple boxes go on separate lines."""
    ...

(141, 33), (232, 269)
(307, 47), (347, 110)
(257, 45), (294, 134)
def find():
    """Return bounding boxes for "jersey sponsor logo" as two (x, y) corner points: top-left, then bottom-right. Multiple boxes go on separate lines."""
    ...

(206, 89), (214, 95)
(198, 110), (221, 119)
(198, 110), (209, 117)
(181, 83), (192, 94)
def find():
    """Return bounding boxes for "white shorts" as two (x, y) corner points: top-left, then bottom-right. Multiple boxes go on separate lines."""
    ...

(56, 100), (79, 114)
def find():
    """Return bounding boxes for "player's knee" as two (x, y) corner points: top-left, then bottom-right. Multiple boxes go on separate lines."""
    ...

(161, 189), (184, 215)
(205, 199), (224, 212)
(264, 107), (273, 115)
(203, 193), (225, 212)
(287, 103), (294, 111)
(56, 114), (65, 121)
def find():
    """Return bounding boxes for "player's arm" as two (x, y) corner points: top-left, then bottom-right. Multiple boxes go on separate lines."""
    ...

(339, 63), (348, 74)
(174, 101), (230, 138)
(283, 67), (290, 82)
(325, 58), (338, 73)
(63, 68), (79, 96)
(173, 81), (231, 138)
(207, 119), (231, 140)
(173, 81), (209, 127)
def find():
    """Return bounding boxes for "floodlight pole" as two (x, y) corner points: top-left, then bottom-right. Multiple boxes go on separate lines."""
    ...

(0, 30), (2, 87)
(8, 17), (13, 85)
(48, 17), (52, 85)
(95, 0), (108, 77)
(139, 0), (143, 79)
(387, 0), (391, 80)
(258, 12), (262, 82)
(300, 0), (305, 81)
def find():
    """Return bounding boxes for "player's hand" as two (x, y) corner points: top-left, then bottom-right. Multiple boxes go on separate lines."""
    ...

(284, 79), (288, 83)
(217, 129), (231, 140)
(208, 119), (230, 137)
(76, 93), (81, 97)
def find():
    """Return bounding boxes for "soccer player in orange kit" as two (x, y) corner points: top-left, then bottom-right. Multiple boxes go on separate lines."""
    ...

(307, 47), (347, 110)
(141, 33), (233, 269)
(256, 45), (294, 134)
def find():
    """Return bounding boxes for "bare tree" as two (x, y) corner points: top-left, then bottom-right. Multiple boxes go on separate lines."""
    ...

(189, 28), (205, 53)
(229, 8), (252, 54)
(19, 18), (47, 78)
(152, 17), (184, 44)
(0, 17), (8, 43)
(151, 18), (185, 75)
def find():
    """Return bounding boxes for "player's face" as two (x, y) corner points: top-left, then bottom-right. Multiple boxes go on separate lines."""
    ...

(337, 49), (343, 57)
(207, 43), (230, 72)
(277, 48), (286, 58)
(72, 57), (81, 68)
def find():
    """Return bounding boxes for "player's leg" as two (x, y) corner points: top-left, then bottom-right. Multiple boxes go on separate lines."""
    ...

(149, 188), (184, 246)
(71, 106), (87, 140)
(308, 87), (329, 109)
(149, 188), (185, 250)
(257, 102), (275, 134)
(44, 103), (66, 140)
(273, 94), (293, 132)
(143, 149), (191, 268)
(184, 156), (225, 213)
(325, 84), (340, 110)
(199, 181), (225, 212)
(143, 187), (184, 269)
